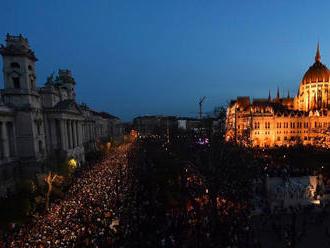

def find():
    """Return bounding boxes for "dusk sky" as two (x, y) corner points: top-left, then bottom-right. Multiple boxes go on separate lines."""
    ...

(1, 0), (330, 121)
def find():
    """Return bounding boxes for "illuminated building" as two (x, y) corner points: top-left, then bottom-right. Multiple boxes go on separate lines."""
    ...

(226, 43), (330, 147)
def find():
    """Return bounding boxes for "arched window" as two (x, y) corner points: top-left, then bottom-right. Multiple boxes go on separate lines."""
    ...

(10, 62), (20, 69)
(28, 65), (32, 71)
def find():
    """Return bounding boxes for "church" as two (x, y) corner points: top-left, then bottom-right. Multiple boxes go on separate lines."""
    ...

(226, 43), (330, 148)
(0, 34), (121, 195)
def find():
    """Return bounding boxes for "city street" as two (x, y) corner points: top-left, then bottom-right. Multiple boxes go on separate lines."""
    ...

(1, 137), (330, 248)
(1, 143), (134, 247)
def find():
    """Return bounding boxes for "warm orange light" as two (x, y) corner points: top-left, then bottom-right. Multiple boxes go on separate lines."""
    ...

(311, 200), (320, 205)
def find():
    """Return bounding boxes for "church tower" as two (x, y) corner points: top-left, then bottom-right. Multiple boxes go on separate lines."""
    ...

(0, 34), (46, 161)
(58, 69), (76, 100)
(0, 34), (39, 106)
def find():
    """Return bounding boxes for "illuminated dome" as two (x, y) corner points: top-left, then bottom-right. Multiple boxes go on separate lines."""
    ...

(302, 43), (330, 84)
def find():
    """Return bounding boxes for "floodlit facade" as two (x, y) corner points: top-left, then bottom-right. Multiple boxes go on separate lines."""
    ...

(226, 43), (330, 148)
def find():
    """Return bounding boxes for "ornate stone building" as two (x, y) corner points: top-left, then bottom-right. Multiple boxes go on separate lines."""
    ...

(0, 34), (121, 195)
(226, 43), (330, 148)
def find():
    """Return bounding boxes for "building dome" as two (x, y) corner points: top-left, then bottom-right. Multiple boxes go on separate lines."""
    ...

(302, 43), (330, 84)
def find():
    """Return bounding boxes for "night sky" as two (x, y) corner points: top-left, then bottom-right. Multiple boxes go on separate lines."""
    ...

(1, 0), (330, 121)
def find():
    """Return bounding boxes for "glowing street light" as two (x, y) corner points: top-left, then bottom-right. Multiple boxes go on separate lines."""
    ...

(68, 158), (77, 169)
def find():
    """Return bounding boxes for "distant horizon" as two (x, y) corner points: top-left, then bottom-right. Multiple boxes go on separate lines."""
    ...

(1, 1), (329, 121)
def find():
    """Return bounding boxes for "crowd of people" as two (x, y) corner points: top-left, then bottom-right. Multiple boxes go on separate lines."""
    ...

(1, 135), (330, 248)
(0, 144), (133, 247)
(128, 136), (263, 247)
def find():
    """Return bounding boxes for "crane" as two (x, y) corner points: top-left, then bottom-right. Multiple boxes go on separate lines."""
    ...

(199, 96), (207, 119)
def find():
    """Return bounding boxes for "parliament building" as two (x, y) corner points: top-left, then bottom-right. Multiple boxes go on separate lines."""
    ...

(226, 43), (330, 148)
(0, 34), (121, 195)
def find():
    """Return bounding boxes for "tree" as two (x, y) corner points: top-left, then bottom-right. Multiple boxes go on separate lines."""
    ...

(44, 172), (63, 211)
(213, 105), (227, 133)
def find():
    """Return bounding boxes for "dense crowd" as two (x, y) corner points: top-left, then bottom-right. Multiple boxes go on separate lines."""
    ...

(121, 137), (262, 248)
(1, 136), (330, 248)
(0, 144), (133, 247)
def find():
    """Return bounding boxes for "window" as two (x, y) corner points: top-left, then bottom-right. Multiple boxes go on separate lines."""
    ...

(284, 136), (288, 141)
(28, 65), (32, 71)
(254, 122), (260, 129)
(265, 122), (270, 129)
(10, 62), (20, 68)
(277, 136), (280, 141)
(12, 77), (20, 89)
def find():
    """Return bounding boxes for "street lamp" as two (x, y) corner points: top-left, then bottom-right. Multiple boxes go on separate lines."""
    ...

(68, 158), (77, 169)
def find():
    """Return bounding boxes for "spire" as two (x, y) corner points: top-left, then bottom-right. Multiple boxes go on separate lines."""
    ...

(276, 88), (280, 99)
(315, 41), (321, 63)
(268, 90), (271, 102)
(287, 90), (290, 99)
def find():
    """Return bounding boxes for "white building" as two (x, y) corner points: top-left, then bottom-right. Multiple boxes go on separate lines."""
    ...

(0, 34), (121, 196)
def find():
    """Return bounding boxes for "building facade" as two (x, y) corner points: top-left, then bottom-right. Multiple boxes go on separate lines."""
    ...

(133, 115), (220, 136)
(0, 34), (121, 195)
(226, 44), (330, 148)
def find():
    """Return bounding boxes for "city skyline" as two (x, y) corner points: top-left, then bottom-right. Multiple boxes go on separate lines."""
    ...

(1, 1), (330, 121)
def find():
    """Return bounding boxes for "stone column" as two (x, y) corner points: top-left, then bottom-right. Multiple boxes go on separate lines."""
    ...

(81, 123), (84, 145)
(59, 120), (67, 150)
(76, 121), (81, 146)
(81, 123), (84, 146)
(71, 120), (75, 148)
(64, 120), (69, 150)
(73, 120), (77, 148)
(2, 122), (9, 158)
(75, 121), (79, 147)
(76, 121), (79, 147)
(70, 120), (74, 149)
(67, 120), (72, 149)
